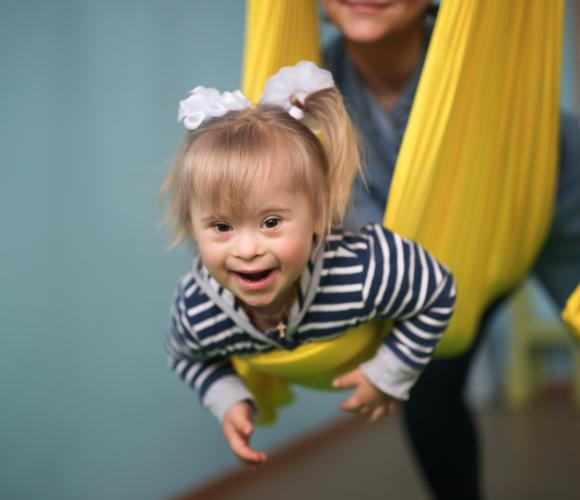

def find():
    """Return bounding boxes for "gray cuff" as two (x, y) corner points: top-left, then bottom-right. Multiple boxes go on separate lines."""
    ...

(201, 374), (255, 422)
(360, 345), (420, 401)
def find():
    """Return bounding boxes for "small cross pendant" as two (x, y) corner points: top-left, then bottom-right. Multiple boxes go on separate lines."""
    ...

(276, 321), (286, 338)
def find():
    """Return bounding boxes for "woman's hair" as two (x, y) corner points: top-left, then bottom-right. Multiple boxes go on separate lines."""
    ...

(161, 86), (362, 247)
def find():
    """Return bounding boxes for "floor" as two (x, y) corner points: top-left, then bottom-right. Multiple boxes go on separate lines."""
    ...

(185, 401), (580, 500)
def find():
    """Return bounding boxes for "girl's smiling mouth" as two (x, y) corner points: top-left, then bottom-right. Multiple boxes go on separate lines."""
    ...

(233, 269), (276, 289)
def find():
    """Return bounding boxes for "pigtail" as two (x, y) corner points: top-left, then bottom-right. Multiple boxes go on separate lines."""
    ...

(301, 88), (363, 230)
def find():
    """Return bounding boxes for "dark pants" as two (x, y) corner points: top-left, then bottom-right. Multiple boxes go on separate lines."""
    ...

(404, 297), (505, 500)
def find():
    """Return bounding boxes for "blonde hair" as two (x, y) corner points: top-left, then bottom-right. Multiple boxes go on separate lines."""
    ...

(161, 87), (362, 247)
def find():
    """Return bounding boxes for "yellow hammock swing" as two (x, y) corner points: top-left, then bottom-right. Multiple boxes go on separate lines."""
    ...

(233, 0), (580, 423)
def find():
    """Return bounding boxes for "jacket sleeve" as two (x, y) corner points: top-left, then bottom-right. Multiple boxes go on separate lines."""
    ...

(359, 225), (456, 400)
(165, 275), (254, 422)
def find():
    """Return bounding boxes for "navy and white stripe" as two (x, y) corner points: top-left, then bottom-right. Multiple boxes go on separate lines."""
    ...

(166, 223), (456, 409)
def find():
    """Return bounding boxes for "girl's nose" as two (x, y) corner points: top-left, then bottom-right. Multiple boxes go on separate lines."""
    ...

(233, 231), (264, 260)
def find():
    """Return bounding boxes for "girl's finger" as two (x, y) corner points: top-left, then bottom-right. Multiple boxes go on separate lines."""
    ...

(332, 369), (360, 389)
(339, 394), (364, 412)
(225, 426), (267, 464)
(368, 404), (387, 423)
(233, 439), (267, 464)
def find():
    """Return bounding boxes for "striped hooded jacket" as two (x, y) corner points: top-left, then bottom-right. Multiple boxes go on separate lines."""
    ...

(166, 223), (456, 421)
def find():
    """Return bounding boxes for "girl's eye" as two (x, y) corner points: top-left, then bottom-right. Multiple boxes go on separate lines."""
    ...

(263, 217), (280, 229)
(213, 222), (232, 233)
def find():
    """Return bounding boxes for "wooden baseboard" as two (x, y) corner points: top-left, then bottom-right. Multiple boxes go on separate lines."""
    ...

(170, 415), (362, 500)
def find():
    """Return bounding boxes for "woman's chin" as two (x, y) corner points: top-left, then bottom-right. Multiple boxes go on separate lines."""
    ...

(340, 22), (393, 44)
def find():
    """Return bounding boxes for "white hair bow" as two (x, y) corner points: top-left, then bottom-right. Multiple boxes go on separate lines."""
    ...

(178, 86), (251, 130)
(259, 60), (334, 120)
(177, 61), (335, 129)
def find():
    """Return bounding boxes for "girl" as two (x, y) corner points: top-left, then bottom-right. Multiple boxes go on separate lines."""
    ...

(163, 61), (456, 465)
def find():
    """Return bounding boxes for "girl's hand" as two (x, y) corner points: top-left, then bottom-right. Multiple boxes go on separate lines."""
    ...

(222, 401), (268, 466)
(332, 368), (400, 422)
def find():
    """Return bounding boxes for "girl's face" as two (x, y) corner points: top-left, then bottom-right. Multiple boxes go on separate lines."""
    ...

(191, 168), (318, 319)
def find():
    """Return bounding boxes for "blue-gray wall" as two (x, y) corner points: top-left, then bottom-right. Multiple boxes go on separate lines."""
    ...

(1, 1), (577, 500)
(0, 2), (347, 499)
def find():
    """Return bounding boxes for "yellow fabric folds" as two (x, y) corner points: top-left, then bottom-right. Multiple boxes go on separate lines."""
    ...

(242, 0), (321, 103)
(386, 0), (563, 356)
(233, 322), (389, 424)
(234, 0), (565, 421)
(562, 284), (580, 340)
